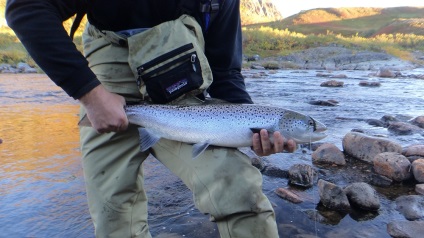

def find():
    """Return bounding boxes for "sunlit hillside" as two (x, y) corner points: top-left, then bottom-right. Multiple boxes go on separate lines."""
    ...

(259, 7), (424, 37)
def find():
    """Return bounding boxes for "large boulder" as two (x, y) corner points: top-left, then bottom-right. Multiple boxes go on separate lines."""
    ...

(312, 143), (346, 165)
(318, 179), (351, 211)
(373, 152), (412, 182)
(344, 182), (380, 211)
(342, 132), (402, 163)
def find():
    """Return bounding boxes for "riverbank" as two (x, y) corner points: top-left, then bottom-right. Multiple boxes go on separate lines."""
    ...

(244, 46), (424, 73)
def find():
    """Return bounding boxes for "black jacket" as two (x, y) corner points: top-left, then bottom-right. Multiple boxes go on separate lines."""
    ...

(5, 0), (252, 103)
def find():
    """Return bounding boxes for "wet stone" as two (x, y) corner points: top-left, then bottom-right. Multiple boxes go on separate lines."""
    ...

(342, 132), (403, 163)
(320, 80), (344, 87)
(262, 165), (289, 178)
(289, 164), (318, 188)
(415, 184), (424, 195)
(308, 100), (338, 106)
(387, 221), (424, 238)
(411, 116), (424, 129)
(344, 182), (380, 211)
(318, 179), (351, 211)
(373, 152), (412, 182)
(377, 67), (396, 78)
(365, 119), (388, 127)
(370, 173), (393, 187)
(251, 157), (265, 171)
(412, 159), (424, 183)
(388, 122), (423, 135)
(395, 195), (424, 221)
(312, 143), (346, 166)
(274, 187), (303, 204)
(403, 144), (424, 157)
(359, 81), (381, 87)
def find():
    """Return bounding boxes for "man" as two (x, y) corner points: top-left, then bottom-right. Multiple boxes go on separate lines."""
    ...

(6, 0), (296, 237)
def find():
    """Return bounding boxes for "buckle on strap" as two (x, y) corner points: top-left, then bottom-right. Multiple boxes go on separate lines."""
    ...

(199, 0), (220, 13)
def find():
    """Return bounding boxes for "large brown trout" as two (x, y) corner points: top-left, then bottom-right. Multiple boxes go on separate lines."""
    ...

(114, 104), (327, 159)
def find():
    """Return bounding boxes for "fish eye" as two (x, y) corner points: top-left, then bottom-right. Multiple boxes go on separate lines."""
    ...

(309, 120), (314, 126)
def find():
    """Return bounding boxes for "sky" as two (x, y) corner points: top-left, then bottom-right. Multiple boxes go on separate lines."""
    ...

(273, 0), (424, 17)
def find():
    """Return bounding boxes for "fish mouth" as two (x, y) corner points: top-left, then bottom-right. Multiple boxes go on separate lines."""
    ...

(314, 127), (327, 133)
(313, 118), (327, 133)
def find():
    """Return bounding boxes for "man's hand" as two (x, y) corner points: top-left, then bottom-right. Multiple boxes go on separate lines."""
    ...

(79, 85), (128, 133)
(252, 129), (297, 156)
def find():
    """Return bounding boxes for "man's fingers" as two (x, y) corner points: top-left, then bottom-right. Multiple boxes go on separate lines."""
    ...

(285, 139), (297, 153)
(260, 129), (272, 155)
(272, 131), (285, 153)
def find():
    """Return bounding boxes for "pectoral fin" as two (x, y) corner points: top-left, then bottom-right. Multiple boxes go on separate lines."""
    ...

(192, 142), (210, 160)
(138, 128), (161, 152)
(78, 114), (92, 127)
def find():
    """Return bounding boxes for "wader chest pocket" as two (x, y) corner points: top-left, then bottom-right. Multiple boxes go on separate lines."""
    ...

(137, 43), (203, 104)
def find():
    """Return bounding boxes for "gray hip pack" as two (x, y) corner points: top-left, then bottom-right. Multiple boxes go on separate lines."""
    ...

(93, 14), (213, 104)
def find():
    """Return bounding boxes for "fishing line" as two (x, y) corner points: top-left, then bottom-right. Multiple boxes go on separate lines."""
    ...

(309, 135), (319, 237)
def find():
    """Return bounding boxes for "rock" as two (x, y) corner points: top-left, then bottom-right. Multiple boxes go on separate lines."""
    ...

(17, 62), (37, 73)
(365, 119), (388, 127)
(275, 187), (303, 204)
(250, 64), (266, 70)
(381, 115), (400, 123)
(395, 195), (424, 220)
(370, 174), (393, 187)
(388, 122), (423, 135)
(373, 152), (412, 182)
(342, 132), (403, 163)
(312, 143), (346, 166)
(308, 100), (338, 106)
(377, 67), (396, 78)
(320, 80), (344, 87)
(251, 157), (265, 171)
(416, 184), (424, 195)
(288, 164), (318, 188)
(412, 159), (424, 183)
(318, 179), (351, 211)
(262, 165), (289, 178)
(358, 80), (381, 87)
(387, 221), (424, 238)
(411, 116), (424, 128)
(344, 182), (380, 211)
(329, 74), (347, 79)
(246, 54), (261, 61)
(316, 72), (332, 77)
(403, 145), (424, 157)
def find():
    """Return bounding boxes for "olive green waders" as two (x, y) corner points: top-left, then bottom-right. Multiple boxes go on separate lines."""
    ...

(79, 24), (279, 238)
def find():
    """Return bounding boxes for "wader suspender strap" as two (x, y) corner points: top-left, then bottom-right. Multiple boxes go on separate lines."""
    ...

(70, 0), (223, 39)
(199, 0), (221, 33)
(70, 12), (84, 39)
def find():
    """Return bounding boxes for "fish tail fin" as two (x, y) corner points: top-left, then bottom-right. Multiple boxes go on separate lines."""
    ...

(138, 128), (161, 152)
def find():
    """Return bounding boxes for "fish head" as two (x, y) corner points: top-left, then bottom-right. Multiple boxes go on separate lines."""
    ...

(278, 111), (327, 143)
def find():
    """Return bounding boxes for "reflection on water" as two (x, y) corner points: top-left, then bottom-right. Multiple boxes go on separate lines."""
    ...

(1, 72), (423, 237)
(0, 74), (92, 237)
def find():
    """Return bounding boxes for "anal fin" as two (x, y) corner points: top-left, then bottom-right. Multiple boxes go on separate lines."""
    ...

(192, 142), (210, 160)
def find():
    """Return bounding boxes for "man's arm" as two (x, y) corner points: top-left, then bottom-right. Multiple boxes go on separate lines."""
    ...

(6, 0), (100, 99)
(6, 0), (128, 133)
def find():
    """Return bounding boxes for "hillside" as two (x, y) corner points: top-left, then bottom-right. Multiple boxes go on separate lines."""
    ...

(258, 7), (424, 37)
(0, 0), (280, 28)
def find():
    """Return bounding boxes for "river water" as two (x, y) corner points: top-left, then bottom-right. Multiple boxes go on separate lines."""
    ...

(0, 70), (423, 238)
